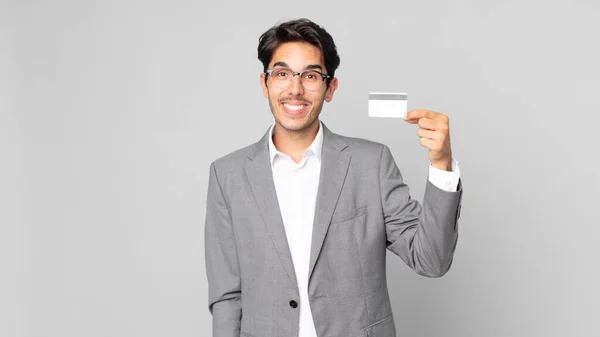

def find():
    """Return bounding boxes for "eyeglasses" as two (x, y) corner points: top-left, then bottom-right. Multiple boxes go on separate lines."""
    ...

(264, 67), (331, 91)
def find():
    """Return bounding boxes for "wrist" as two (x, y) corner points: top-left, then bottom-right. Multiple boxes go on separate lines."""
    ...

(431, 159), (452, 171)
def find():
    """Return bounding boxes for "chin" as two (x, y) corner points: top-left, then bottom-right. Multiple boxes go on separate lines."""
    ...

(278, 120), (306, 132)
(277, 116), (315, 132)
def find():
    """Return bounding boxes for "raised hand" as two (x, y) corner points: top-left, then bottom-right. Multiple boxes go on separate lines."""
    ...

(404, 109), (452, 171)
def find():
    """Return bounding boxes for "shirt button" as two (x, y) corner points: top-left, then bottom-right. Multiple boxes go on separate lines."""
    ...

(445, 180), (451, 185)
(289, 300), (298, 308)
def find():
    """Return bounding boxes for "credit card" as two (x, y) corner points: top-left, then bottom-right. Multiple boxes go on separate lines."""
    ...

(368, 92), (407, 118)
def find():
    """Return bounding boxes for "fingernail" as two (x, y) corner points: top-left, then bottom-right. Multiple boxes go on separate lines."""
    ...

(403, 112), (408, 120)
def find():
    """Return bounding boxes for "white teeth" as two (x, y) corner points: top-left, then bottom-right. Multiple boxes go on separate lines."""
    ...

(284, 103), (305, 111)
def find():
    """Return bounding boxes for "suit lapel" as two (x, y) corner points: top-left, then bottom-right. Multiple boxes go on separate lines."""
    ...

(308, 125), (351, 280)
(245, 129), (297, 286)
(244, 123), (351, 285)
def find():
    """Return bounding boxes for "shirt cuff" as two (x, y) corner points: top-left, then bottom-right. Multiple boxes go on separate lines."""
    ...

(428, 158), (460, 192)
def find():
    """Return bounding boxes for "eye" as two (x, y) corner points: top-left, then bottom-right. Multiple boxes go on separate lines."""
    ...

(274, 69), (290, 78)
(303, 71), (319, 80)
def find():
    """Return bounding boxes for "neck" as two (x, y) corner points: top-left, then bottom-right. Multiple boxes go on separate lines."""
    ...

(272, 120), (320, 163)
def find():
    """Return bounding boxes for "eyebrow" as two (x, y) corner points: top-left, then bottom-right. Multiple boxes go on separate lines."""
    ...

(272, 61), (324, 71)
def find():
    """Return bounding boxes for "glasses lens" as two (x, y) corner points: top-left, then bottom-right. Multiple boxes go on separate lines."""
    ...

(271, 68), (292, 89)
(269, 68), (326, 91)
(301, 71), (322, 91)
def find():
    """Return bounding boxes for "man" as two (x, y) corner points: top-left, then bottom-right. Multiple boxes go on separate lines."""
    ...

(205, 18), (462, 337)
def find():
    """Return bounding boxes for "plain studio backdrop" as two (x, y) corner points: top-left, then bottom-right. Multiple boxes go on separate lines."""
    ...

(2, 0), (599, 336)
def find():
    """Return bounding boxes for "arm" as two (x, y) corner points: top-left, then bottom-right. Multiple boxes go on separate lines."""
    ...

(427, 158), (460, 192)
(379, 145), (462, 277)
(204, 162), (242, 336)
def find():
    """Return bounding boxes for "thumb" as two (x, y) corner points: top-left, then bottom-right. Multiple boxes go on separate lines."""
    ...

(403, 112), (419, 123)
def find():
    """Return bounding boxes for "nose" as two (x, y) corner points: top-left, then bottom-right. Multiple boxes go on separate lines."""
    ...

(287, 73), (305, 96)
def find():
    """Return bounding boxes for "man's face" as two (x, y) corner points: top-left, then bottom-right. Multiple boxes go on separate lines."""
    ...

(260, 41), (338, 134)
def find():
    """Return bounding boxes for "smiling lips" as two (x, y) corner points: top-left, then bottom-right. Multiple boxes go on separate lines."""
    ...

(282, 102), (308, 115)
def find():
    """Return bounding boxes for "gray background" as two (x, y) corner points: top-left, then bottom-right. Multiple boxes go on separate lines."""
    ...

(2, 0), (599, 336)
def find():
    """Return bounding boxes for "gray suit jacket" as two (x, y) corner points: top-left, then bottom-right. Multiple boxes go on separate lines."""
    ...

(205, 123), (463, 337)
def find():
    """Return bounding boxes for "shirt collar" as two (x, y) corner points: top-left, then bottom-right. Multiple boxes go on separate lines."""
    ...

(268, 120), (324, 167)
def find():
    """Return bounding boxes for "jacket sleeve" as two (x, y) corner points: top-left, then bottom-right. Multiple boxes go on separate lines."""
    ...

(205, 162), (242, 336)
(379, 145), (463, 277)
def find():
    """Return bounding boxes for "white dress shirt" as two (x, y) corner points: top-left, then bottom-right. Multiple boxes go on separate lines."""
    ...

(268, 121), (460, 337)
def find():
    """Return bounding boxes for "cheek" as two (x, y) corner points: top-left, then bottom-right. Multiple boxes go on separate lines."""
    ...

(266, 87), (279, 100)
(315, 91), (328, 103)
(270, 93), (280, 104)
(268, 91), (282, 108)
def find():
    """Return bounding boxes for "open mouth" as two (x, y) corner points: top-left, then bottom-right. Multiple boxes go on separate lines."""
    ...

(282, 102), (308, 115)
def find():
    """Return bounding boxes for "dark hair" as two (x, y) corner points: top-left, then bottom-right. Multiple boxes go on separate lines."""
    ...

(257, 18), (341, 87)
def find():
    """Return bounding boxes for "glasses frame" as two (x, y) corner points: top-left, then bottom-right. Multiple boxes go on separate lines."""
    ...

(264, 67), (331, 91)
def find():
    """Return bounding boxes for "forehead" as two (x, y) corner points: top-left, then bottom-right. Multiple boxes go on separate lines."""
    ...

(269, 41), (325, 69)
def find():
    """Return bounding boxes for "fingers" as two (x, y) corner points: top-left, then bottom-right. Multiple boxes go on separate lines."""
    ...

(404, 109), (449, 123)
(416, 127), (439, 140)
(418, 137), (447, 152)
(417, 118), (436, 131)
(412, 117), (449, 133)
(419, 137), (437, 149)
(406, 109), (452, 164)
(415, 117), (450, 152)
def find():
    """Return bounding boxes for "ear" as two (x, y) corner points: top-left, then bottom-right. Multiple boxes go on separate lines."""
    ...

(260, 73), (269, 98)
(324, 77), (338, 102)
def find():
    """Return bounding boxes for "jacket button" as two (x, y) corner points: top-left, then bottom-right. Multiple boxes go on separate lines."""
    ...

(289, 300), (298, 308)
